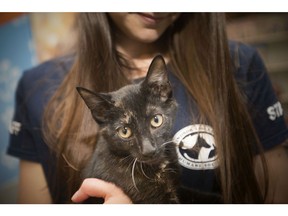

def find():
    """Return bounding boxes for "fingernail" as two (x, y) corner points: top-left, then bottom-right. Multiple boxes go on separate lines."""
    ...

(71, 191), (79, 201)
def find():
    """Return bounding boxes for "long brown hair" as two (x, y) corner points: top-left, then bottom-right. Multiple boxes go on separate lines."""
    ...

(43, 13), (268, 203)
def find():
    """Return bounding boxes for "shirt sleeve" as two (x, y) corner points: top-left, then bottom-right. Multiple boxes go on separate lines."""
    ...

(6, 56), (73, 163)
(7, 72), (40, 163)
(236, 44), (288, 150)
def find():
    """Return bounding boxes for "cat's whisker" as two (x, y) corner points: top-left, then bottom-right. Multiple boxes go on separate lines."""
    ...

(132, 158), (140, 192)
(140, 162), (153, 180)
(120, 155), (133, 164)
(126, 157), (135, 173)
(164, 168), (178, 174)
(121, 155), (131, 161)
(160, 140), (176, 146)
(160, 140), (177, 148)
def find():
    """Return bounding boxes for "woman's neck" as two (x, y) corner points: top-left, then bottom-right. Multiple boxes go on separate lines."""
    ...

(115, 33), (169, 79)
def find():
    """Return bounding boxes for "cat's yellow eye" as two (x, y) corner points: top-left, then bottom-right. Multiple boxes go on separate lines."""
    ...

(117, 126), (132, 139)
(150, 114), (163, 128)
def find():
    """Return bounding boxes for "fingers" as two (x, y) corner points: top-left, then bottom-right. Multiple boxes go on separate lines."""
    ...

(71, 178), (112, 202)
(71, 178), (132, 204)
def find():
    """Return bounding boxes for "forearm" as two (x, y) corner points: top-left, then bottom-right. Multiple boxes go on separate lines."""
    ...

(18, 160), (52, 203)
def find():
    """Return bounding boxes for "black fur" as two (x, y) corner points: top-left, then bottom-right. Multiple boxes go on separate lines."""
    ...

(77, 55), (180, 203)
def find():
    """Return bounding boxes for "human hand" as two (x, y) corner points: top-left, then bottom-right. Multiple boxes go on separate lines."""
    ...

(71, 178), (133, 204)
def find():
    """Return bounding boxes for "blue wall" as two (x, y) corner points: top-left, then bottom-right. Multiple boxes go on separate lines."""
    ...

(0, 15), (37, 203)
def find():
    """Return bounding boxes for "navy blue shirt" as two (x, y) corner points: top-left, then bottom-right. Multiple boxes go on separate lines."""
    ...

(7, 42), (288, 202)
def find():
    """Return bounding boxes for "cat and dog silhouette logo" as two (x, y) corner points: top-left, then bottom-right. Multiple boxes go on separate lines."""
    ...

(173, 124), (218, 170)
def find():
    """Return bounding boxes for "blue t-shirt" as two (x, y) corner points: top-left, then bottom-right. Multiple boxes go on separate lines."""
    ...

(7, 42), (288, 203)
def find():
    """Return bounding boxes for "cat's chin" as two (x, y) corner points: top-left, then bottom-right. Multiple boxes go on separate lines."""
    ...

(138, 156), (164, 165)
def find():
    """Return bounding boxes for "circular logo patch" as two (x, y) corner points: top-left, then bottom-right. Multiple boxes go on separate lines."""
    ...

(173, 124), (219, 170)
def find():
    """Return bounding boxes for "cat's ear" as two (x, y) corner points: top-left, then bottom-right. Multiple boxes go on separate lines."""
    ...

(145, 55), (169, 85)
(76, 87), (113, 124)
(144, 55), (172, 101)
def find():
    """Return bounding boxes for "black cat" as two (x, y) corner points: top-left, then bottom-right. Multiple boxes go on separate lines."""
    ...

(76, 55), (180, 204)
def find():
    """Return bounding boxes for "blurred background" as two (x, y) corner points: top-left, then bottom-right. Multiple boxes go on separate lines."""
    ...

(0, 12), (287, 203)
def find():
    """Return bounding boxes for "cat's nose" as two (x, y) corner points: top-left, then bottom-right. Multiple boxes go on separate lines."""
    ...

(142, 138), (156, 157)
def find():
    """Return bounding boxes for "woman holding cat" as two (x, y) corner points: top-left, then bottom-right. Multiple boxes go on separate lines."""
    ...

(8, 13), (288, 203)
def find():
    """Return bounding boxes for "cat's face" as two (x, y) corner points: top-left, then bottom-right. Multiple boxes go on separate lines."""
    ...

(77, 55), (177, 163)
